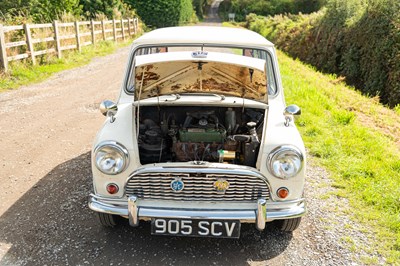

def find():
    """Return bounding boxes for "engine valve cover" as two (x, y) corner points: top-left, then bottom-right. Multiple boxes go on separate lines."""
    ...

(179, 128), (226, 143)
(173, 142), (237, 162)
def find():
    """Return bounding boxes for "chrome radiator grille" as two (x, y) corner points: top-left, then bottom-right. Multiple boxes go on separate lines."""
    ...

(125, 173), (270, 201)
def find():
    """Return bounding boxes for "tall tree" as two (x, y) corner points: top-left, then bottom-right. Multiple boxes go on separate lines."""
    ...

(80, 0), (125, 18)
(128, 0), (194, 28)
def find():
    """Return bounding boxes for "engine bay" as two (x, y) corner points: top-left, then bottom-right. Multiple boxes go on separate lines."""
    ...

(137, 106), (265, 167)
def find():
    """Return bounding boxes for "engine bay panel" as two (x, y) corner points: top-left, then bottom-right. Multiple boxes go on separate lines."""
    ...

(137, 106), (264, 167)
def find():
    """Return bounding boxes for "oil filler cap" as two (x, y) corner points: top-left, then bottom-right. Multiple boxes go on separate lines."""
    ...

(247, 122), (257, 128)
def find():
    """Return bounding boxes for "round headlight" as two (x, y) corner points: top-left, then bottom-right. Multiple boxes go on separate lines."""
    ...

(267, 146), (303, 179)
(94, 142), (129, 175)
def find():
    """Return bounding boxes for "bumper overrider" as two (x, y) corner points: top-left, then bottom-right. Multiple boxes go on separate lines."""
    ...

(89, 194), (306, 231)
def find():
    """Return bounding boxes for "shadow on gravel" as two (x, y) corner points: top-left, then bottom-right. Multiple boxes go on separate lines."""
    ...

(0, 152), (292, 265)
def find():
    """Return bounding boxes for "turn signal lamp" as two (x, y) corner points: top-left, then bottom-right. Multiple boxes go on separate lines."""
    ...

(277, 187), (289, 199)
(106, 183), (119, 194)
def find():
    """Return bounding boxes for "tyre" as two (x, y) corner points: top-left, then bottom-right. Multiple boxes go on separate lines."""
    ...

(276, 217), (302, 232)
(97, 212), (118, 227)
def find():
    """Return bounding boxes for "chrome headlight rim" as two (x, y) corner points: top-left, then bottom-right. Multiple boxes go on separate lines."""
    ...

(94, 141), (129, 175)
(267, 145), (304, 179)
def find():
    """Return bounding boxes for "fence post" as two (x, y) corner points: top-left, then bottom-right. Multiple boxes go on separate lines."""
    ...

(74, 21), (81, 52)
(112, 19), (117, 41)
(0, 24), (8, 72)
(24, 23), (36, 65)
(91, 20), (95, 44)
(101, 20), (106, 41)
(134, 18), (138, 34)
(127, 18), (131, 36)
(121, 19), (125, 40)
(53, 20), (61, 59)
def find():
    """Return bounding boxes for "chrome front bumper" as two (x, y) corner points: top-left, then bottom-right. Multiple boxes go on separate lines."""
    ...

(89, 194), (306, 231)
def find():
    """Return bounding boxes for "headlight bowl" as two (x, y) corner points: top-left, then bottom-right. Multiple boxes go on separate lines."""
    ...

(94, 141), (129, 175)
(267, 145), (303, 179)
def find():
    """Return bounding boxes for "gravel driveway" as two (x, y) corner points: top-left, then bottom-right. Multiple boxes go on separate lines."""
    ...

(0, 3), (383, 265)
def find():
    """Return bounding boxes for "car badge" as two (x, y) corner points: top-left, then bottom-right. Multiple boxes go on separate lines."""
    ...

(171, 178), (184, 192)
(191, 51), (208, 58)
(214, 178), (230, 192)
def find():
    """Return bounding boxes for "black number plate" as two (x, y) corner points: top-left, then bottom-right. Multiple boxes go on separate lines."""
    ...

(151, 218), (241, 238)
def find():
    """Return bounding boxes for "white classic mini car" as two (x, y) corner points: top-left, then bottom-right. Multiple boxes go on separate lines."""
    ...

(89, 26), (306, 238)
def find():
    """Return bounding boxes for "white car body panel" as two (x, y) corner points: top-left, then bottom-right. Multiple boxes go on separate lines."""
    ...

(89, 26), (306, 235)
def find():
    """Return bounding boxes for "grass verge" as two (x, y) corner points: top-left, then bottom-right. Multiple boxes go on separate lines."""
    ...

(0, 38), (137, 92)
(278, 50), (400, 263)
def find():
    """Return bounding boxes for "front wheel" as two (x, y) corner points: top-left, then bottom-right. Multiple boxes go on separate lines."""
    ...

(97, 212), (119, 227)
(276, 217), (302, 232)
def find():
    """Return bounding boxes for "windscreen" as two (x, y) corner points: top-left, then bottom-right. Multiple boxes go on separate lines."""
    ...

(127, 46), (278, 98)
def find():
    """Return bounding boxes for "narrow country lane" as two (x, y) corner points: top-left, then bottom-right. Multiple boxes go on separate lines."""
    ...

(0, 1), (381, 265)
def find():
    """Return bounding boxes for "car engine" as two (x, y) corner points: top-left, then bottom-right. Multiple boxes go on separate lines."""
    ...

(137, 106), (264, 167)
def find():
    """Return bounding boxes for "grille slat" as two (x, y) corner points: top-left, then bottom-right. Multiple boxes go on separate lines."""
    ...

(127, 181), (265, 186)
(126, 184), (265, 190)
(127, 176), (265, 181)
(127, 191), (265, 196)
(125, 173), (269, 202)
(137, 196), (257, 201)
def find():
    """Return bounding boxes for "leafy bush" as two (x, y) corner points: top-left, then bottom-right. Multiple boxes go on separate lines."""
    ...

(246, 0), (400, 107)
(0, 0), (135, 23)
(128, 0), (195, 28)
(0, 0), (83, 22)
(219, 0), (325, 22)
(30, 0), (82, 22)
(80, 0), (134, 19)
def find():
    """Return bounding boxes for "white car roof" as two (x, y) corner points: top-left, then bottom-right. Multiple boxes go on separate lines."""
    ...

(135, 51), (266, 72)
(133, 26), (274, 48)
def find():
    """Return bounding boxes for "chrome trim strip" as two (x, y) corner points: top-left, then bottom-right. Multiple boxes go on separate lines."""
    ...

(138, 208), (257, 222)
(88, 194), (306, 226)
(125, 163), (272, 191)
(266, 201), (306, 221)
(89, 195), (128, 216)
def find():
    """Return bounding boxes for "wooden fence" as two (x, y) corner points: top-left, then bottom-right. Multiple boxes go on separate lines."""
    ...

(0, 18), (139, 72)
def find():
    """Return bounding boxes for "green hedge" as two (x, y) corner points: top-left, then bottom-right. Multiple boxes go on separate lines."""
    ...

(219, 0), (325, 22)
(0, 0), (133, 22)
(129, 0), (195, 28)
(246, 0), (400, 107)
